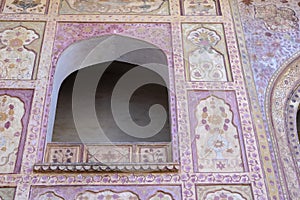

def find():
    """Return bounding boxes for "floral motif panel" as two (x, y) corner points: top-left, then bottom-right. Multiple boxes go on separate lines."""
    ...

(37, 192), (64, 200)
(2, 0), (48, 14)
(182, 0), (220, 16)
(44, 144), (83, 163)
(60, 0), (169, 15)
(182, 24), (231, 82)
(196, 185), (253, 200)
(0, 22), (45, 80)
(75, 190), (139, 200)
(85, 145), (132, 163)
(0, 26), (38, 79)
(0, 95), (25, 173)
(149, 191), (174, 200)
(188, 91), (244, 172)
(138, 145), (169, 163)
(44, 143), (171, 163)
(0, 188), (16, 200)
(30, 186), (181, 200)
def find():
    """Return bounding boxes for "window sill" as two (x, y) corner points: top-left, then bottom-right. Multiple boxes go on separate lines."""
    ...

(33, 162), (179, 173)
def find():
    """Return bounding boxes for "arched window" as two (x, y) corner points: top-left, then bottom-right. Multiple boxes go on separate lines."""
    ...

(52, 61), (170, 143)
(36, 35), (178, 172)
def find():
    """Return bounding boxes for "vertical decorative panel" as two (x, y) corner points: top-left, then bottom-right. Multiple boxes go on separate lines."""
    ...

(0, 95), (24, 173)
(182, 24), (231, 82)
(189, 91), (244, 172)
(0, 22), (45, 80)
(0, 26), (38, 79)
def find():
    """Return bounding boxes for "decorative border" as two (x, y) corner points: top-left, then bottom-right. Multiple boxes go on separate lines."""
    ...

(33, 162), (180, 173)
(286, 85), (300, 170)
(266, 53), (300, 199)
(229, 0), (282, 198)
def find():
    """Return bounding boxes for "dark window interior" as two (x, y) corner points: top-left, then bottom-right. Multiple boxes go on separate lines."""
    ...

(52, 61), (171, 143)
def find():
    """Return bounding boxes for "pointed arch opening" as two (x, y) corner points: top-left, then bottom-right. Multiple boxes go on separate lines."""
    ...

(37, 35), (178, 171)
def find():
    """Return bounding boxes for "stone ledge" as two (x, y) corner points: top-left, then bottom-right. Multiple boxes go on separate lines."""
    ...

(33, 163), (180, 173)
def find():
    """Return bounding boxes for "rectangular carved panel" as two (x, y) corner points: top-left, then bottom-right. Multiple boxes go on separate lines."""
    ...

(44, 143), (83, 163)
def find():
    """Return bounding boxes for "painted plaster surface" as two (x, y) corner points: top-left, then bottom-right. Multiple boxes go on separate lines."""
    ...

(2, 0), (48, 14)
(238, 0), (300, 109)
(182, 24), (231, 81)
(60, 0), (169, 15)
(188, 91), (244, 172)
(237, 0), (300, 199)
(182, 0), (219, 16)
(0, 187), (16, 199)
(0, 95), (24, 173)
(0, 90), (33, 174)
(30, 185), (181, 200)
(196, 185), (253, 200)
(0, 22), (45, 80)
(266, 57), (300, 199)
(0, 0), (297, 199)
(0, 26), (38, 79)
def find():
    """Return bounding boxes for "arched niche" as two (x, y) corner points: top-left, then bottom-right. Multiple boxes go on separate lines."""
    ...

(266, 54), (300, 199)
(42, 34), (176, 165)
